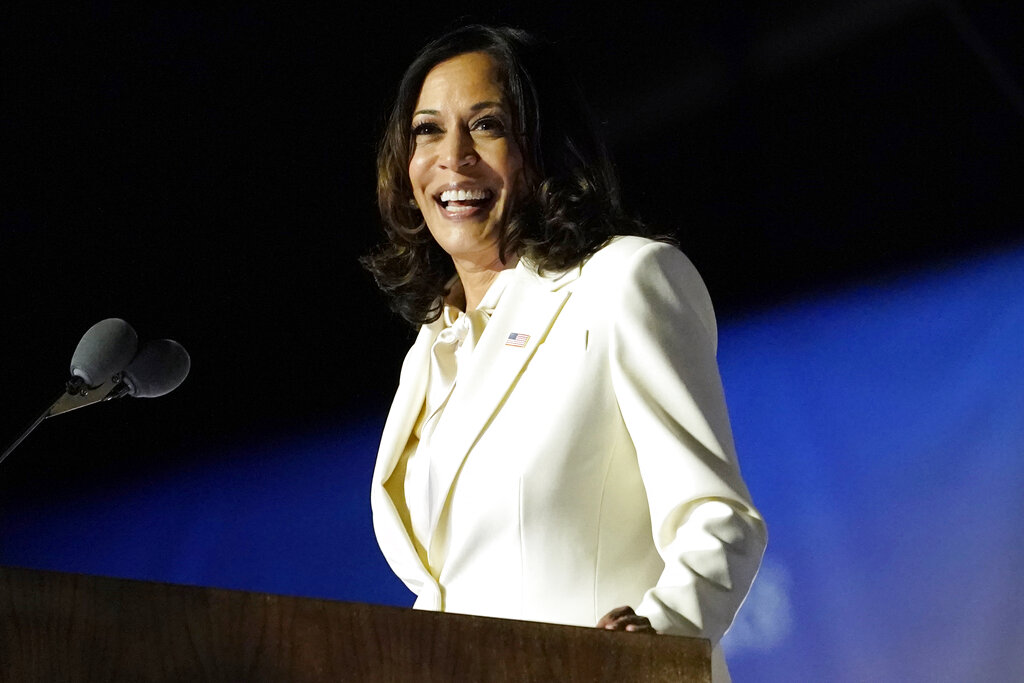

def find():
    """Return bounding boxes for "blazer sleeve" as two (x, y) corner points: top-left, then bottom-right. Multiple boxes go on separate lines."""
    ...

(606, 241), (767, 642)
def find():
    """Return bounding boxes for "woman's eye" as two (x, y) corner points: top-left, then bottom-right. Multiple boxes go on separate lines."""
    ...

(412, 122), (441, 136)
(473, 116), (506, 133)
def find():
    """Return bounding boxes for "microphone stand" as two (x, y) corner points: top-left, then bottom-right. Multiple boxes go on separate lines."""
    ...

(0, 374), (121, 467)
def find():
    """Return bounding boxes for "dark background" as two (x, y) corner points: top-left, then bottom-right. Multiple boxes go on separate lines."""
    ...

(3, 2), (1022, 501)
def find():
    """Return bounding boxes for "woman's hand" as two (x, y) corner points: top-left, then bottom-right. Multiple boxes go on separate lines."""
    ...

(596, 606), (657, 633)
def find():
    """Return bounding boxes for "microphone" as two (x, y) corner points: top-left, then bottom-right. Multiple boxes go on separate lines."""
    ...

(69, 318), (139, 388)
(1, 319), (190, 466)
(117, 339), (191, 399)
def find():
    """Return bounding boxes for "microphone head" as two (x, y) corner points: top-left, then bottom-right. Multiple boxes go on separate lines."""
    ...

(70, 318), (139, 387)
(122, 339), (191, 398)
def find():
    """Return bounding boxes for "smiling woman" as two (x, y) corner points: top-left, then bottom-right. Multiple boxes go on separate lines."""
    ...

(362, 25), (765, 683)
(365, 25), (648, 324)
(407, 51), (524, 309)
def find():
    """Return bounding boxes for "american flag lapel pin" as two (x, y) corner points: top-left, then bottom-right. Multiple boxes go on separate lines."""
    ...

(505, 332), (530, 348)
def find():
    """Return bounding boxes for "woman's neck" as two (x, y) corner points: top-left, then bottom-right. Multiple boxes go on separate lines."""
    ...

(450, 255), (519, 312)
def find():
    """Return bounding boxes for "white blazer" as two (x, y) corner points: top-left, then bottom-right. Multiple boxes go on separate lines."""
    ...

(371, 236), (766, 681)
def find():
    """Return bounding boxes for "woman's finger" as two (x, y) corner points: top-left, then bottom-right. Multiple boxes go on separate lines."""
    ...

(598, 607), (655, 632)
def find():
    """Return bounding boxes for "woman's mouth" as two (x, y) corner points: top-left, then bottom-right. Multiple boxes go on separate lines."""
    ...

(435, 188), (495, 217)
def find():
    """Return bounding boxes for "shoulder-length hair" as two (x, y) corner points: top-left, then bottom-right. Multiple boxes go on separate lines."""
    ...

(362, 24), (649, 325)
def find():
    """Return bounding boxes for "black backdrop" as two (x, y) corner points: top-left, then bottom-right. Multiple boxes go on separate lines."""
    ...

(3, 3), (1022, 501)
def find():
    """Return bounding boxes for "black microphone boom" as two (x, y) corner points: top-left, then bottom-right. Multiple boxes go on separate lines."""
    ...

(0, 319), (190, 467)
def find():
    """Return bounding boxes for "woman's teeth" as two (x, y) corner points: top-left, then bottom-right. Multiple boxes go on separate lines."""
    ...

(437, 188), (493, 214)
(440, 189), (491, 203)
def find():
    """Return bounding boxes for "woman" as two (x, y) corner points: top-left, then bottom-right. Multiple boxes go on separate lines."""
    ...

(364, 25), (765, 681)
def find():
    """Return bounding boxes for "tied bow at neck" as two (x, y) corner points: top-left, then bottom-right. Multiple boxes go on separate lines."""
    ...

(421, 265), (518, 436)
(422, 305), (491, 439)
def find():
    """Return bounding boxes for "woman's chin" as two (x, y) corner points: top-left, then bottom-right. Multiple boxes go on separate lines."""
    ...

(435, 236), (504, 268)
(427, 217), (502, 258)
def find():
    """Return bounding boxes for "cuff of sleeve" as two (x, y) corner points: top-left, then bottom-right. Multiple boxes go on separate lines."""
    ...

(635, 588), (704, 637)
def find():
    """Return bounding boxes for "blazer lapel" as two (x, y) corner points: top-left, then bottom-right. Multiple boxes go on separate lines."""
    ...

(425, 261), (581, 548)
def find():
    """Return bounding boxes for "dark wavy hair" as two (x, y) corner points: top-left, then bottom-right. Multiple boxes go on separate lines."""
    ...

(362, 25), (650, 325)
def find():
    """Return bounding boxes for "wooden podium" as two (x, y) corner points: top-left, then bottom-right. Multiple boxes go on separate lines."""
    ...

(0, 565), (710, 682)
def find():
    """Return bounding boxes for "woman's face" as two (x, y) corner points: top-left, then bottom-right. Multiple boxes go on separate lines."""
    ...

(408, 51), (524, 269)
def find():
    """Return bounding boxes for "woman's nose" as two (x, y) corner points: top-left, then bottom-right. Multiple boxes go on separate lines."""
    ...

(438, 130), (477, 170)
